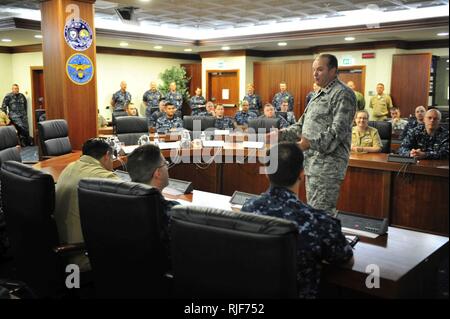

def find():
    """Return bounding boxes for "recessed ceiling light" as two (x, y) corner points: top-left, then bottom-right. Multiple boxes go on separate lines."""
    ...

(34, 35), (43, 39)
(139, 0), (151, 3)
(446, 59), (449, 63)
(437, 32), (449, 36)
(345, 36), (355, 41)
(184, 48), (192, 52)
(1, 39), (12, 42)
(221, 46), (230, 50)
(154, 45), (163, 49)
(278, 42), (287, 46)
(119, 42), (128, 47)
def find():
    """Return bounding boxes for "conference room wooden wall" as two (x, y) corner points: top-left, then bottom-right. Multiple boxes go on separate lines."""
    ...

(391, 53), (432, 117)
(254, 60), (314, 118)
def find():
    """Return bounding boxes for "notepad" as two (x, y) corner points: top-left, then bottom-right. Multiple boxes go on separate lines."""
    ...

(242, 141), (265, 149)
(122, 145), (139, 154)
(157, 141), (180, 149)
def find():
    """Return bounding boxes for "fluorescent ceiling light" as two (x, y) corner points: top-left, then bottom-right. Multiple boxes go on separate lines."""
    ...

(119, 41), (128, 47)
(437, 32), (449, 36)
(1, 39), (12, 42)
(34, 35), (43, 39)
(221, 46), (230, 50)
(154, 45), (163, 49)
(278, 42), (287, 46)
(184, 48), (192, 52)
(344, 36), (355, 41)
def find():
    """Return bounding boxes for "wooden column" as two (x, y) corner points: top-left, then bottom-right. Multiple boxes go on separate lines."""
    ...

(40, 0), (97, 150)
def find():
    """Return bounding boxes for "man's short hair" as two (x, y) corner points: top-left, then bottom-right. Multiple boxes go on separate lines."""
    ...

(127, 144), (163, 184)
(82, 138), (113, 160)
(165, 101), (174, 107)
(317, 54), (338, 70)
(264, 103), (274, 109)
(266, 142), (304, 187)
(377, 83), (385, 87)
(426, 108), (442, 121)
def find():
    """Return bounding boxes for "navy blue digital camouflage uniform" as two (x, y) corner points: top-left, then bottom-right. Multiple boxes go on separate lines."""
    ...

(165, 91), (183, 116)
(399, 118), (420, 140)
(112, 90), (132, 112)
(243, 93), (262, 115)
(272, 91), (294, 111)
(143, 89), (163, 124)
(156, 114), (183, 133)
(189, 95), (207, 116)
(241, 186), (353, 299)
(234, 110), (257, 126)
(259, 115), (289, 129)
(398, 124), (448, 159)
(214, 117), (234, 130)
(2, 92), (31, 146)
(148, 110), (165, 128)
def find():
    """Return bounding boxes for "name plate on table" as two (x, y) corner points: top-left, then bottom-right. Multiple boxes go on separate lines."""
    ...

(229, 191), (259, 207)
(336, 211), (388, 237)
(387, 154), (417, 164)
(242, 141), (265, 149)
(167, 178), (193, 194)
(202, 140), (225, 148)
(157, 141), (180, 150)
(214, 130), (230, 135)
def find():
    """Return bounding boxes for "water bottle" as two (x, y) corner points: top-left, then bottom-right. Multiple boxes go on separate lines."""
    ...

(154, 132), (159, 145)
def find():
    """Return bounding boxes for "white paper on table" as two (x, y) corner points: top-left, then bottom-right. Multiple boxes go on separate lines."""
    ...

(157, 141), (180, 149)
(202, 140), (225, 148)
(214, 129), (230, 135)
(222, 89), (229, 100)
(162, 187), (184, 196)
(122, 145), (139, 154)
(242, 141), (265, 149)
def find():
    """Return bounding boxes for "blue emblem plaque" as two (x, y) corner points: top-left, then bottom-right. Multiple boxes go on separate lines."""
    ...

(64, 18), (93, 51)
(66, 53), (94, 85)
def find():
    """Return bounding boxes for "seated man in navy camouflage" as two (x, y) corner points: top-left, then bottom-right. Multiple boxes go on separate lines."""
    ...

(398, 109), (448, 160)
(148, 100), (166, 128)
(241, 142), (353, 299)
(155, 102), (183, 133)
(214, 104), (234, 130)
(258, 103), (288, 128)
(198, 101), (215, 117)
(234, 100), (257, 127)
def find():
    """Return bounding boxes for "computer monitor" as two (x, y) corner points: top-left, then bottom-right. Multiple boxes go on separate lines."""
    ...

(247, 118), (280, 134)
(183, 116), (216, 132)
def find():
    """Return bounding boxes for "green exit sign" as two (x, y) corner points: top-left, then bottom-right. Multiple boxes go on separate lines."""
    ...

(343, 58), (351, 65)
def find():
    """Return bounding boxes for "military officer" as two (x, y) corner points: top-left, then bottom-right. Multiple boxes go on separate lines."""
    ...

(241, 142), (353, 299)
(272, 81), (294, 112)
(279, 100), (296, 126)
(368, 83), (393, 121)
(164, 82), (183, 117)
(347, 81), (365, 111)
(198, 101), (215, 117)
(398, 109), (448, 160)
(156, 103), (183, 133)
(400, 105), (426, 140)
(143, 81), (163, 124)
(189, 87), (207, 116)
(243, 83), (262, 115)
(149, 101), (166, 129)
(234, 100), (257, 126)
(2, 84), (31, 146)
(214, 104), (234, 130)
(260, 103), (288, 129)
(279, 54), (357, 214)
(111, 81), (131, 113)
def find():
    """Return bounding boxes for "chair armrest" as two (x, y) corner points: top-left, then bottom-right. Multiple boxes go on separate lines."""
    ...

(53, 242), (85, 255)
(22, 160), (39, 165)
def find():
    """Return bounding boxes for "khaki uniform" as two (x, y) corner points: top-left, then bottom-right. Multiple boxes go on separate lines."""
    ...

(351, 126), (382, 149)
(354, 91), (365, 111)
(0, 111), (10, 126)
(54, 155), (119, 270)
(369, 94), (393, 121)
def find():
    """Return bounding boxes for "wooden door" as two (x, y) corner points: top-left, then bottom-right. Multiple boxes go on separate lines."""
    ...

(338, 66), (366, 95)
(207, 70), (239, 117)
(30, 67), (45, 144)
(181, 63), (202, 115)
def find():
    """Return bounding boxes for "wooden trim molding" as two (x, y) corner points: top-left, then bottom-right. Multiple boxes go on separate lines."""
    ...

(95, 28), (196, 46)
(11, 44), (42, 53)
(96, 46), (201, 60)
(0, 47), (12, 54)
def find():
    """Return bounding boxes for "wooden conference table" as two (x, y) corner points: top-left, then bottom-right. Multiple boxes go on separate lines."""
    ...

(33, 150), (448, 298)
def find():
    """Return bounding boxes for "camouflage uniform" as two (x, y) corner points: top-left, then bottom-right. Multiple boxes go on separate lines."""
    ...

(241, 186), (353, 299)
(369, 94), (393, 121)
(259, 115), (289, 129)
(243, 93), (262, 115)
(156, 114), (183, 133)
(388, 118), (408, 131)
(149, 110), (165, 128)
(2, 92), (31, 146)
(353, 91), (365, 111)
(165, 91), (183, 116)
(143, 89), (163, 120)
(272, 91), (294, 111)
(214, 117), (234, 130)
(189, 95), (207, 116)
(234, 110), (257, 126)
(305, 91), (315, 107)
(112, 90), (132, 112)
(398, 124), (448, 159)
(0, 110), (10, 126)
(280, 78), (357, 213)
(400, 118), (420, 140)
(285, 111), (296, 126)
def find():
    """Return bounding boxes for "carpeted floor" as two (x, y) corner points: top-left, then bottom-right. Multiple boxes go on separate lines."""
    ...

(19, 146), (39, 162)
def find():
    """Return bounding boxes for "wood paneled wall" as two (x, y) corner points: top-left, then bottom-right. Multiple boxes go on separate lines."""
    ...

(391, 53), (431, 117)
(181, 63), (202, 96)
(253, 60), (314, 118)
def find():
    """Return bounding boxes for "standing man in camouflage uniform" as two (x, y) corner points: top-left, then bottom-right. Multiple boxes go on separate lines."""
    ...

(280, 54), (357, 214)
(369, 83), (393, 121)
(2, 84), (31, 146)
(234, 100), (257, 126)
(111, 81), (132, 113)
(272, 81), (294, 112)
(189, 87), (206, 116)
(165, 82), (183, 118)
(243, 83), (262, 115)
(242, 143), (353, 299)
(347, 81), (365, 111)
(143, 81), (163, 126)
(156, 103), (183, 133)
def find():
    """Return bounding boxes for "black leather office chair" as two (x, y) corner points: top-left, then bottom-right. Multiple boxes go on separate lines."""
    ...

(248, 117), (281, 134)
(183, 116), (216, 132)
(0, 126), (21, 166)
(115, 116), (149, 145)
(368, 121), (392, 153)
(169, 205), (298, 298)
(111, 110), (128, 133)
(0, 161), (84, 298)
(37, 119), (72, 157)
(78, 178), (171, 298)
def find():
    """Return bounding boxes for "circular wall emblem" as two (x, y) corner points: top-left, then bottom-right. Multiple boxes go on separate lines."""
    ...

(66, 53), (94, 85)
(64, 18), (93, 51)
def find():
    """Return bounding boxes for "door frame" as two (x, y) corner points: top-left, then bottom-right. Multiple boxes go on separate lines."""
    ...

(30, 66), (45, 143)
(338, 65), (366, 94)
(205, 69), (240, 104)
